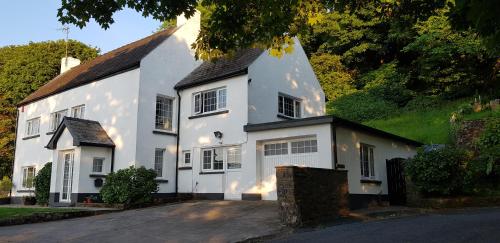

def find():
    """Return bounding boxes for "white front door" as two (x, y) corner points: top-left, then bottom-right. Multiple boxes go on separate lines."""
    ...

(60, 151), (74, 202)
(261, 138), (319, 200)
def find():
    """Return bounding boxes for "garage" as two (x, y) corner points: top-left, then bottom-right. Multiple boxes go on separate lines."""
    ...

(260, 136), (320, 200)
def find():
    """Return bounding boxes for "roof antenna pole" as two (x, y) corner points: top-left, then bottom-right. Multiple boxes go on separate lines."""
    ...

(57, 25), (70, 59)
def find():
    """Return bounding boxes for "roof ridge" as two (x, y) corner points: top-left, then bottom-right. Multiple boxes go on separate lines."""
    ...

(19, 27), (179, 106)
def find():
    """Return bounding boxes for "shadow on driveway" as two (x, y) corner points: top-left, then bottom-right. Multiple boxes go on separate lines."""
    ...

(0, 200), (282, 243)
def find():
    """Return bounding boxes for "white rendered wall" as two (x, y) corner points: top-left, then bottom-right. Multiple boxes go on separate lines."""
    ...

(135, 11), (201, 193)
(247, 38), (325, 124)
(12, 68), (141, 198)
(78, 146), (112, 193)
(244, 124), (333, 197)
(335, 126), (417, 195)
(177, 75), (249, 195)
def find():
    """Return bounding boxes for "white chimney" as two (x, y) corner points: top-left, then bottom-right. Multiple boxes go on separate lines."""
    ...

(177, 10), (201, 28)
(60, 56), (81, 74)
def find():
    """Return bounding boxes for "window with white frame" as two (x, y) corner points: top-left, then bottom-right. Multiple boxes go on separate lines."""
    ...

(360, 143), (375, 179)
(71, 105), (85, 118)
(155, 95), (173, 131)
(226, 147), (241, 169)
(264, 142), (288, 156)
(183, 151), (191, 166)
(25, 117), (40, 137)
(278, 94), (301, 118)
(49, 109), (68, 131)
(201, 146), (240, 172)
(291, 139), (318, 154)
(154, 148), (165, 177)
(92, 158), (104, 173)
(193, 87), (227, 115)
(22, 166), (36, 188)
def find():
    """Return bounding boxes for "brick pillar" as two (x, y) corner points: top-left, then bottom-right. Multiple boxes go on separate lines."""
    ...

(276, 166), (349, 227)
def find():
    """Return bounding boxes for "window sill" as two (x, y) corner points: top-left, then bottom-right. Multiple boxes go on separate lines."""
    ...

(277, 114), (298, 120)
(152, 130), (177, 136)
(360, 179), (382, 185)
(89, 174), (107, 178)
(155, 178), (169, 183)
(189, 110), (229, 119)
(199, 171), (224, 175)
(46, 131), (55, 135)
(22, 135), (40, 140)
(178, 167), (192, 170)
(17, 189), (35, 193)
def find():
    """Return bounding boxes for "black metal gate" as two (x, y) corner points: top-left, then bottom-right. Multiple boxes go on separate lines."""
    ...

(386, 158), (406, 205)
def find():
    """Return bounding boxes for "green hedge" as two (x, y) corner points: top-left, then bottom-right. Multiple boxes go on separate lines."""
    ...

(34, 162), (51, 205)
(100, 166), (158, 206)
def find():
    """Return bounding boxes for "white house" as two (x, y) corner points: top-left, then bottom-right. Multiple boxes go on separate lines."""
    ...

(11, 12), (421, 208)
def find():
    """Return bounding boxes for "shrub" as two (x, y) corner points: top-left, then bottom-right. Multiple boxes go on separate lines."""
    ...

(404, 95), (441, 111)
(100, 166), (158, 206)
(327, 91), (398, 122)
(475, 118), (500, 175)
(34, 162), (51, 205)
(0, 176), (13, 197)
(406, 146), (469, 196)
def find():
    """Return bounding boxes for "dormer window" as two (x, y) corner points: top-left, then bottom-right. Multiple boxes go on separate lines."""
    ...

(193, 87), (227, 115)
(278, 94), (301, 118)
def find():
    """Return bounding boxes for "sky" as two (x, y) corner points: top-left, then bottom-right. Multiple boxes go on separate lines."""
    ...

(0, 1), (162, 53)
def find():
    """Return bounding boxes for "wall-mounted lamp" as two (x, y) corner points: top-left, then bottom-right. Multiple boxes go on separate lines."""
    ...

(214, 131), (223, 139)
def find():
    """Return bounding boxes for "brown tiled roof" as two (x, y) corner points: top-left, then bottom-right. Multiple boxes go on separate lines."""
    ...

(19, 27), (178, 106)
(46, 117), (115, 149)
(174, 48), (264, 90)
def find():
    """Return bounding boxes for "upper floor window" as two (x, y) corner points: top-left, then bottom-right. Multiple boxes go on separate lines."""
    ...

(360, 143), (375, 179)
(71, 105), (85, 119)
(154, 148), (165, 177)
(50, 109), (67, 131)
(193, 87), (227, 115)
(155, 95), (173, 131)
(22, 166), (36, 189)
(25, 117), (40, 137)
(278, 94), (301, 118)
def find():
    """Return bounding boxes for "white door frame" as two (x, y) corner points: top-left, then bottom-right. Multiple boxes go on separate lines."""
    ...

(60, 151), (74, 202)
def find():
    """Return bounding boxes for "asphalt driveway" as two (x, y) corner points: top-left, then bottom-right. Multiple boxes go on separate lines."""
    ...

(272, 207), (500, 243)
(0, 200), (282, 243)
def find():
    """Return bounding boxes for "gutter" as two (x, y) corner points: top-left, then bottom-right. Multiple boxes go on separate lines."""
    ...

(174, 90), (181, 194)
(110, 147), (115, 173)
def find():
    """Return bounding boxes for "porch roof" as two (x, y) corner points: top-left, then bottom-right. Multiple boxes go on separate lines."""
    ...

(46, 117), (115, 150)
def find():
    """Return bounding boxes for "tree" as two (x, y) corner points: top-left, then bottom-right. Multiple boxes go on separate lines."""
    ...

(0, 40), (99, 178)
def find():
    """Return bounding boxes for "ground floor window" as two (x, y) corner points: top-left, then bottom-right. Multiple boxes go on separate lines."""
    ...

(183, 151), (191, 166)
(201, 146), (241, 172)
(154, 148), (165, 177)
(92, 158), (104, 173)
(22, 166), (36, 189)
(360, 143), (375, 179)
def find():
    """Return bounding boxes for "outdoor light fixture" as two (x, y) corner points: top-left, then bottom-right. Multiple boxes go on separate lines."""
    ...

(214, 131), (223, 139)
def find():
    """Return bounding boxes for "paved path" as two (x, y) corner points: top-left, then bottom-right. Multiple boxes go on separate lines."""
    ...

(0, 200), (281, 243)
(273, 207), (500, 243)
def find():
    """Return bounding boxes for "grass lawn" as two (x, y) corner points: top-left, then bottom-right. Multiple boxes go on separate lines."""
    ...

(363, 99), (499, 144)
(0, 207), (78, 219)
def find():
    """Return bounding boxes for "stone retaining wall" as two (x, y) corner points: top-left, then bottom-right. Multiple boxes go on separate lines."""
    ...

(276, 166), (349, 227)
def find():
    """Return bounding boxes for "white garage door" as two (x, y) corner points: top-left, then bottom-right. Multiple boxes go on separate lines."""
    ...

(261, 138), (319, 200)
